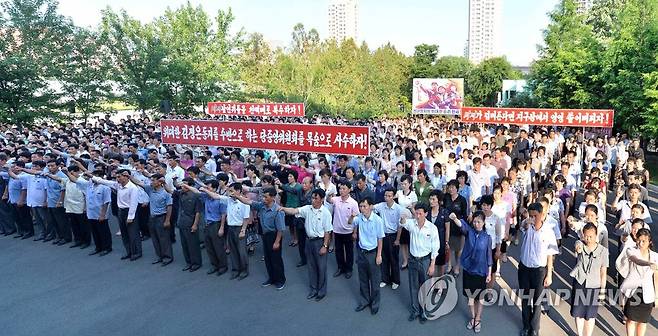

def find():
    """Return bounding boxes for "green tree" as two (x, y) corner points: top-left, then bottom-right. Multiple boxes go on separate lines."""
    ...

(467, 57), (520, 107)
(433, 56), (472, 78)
(528, 0), (604, 109)
(152, 3), (242, 114)
(239, 32), (273, 98)
(59, 27), (113, 121)
(405, 43), (439, 102)
(586, 0), (628, 42)
(101, 8), (166, 112)
(0, 0), (73, 125)
(604, 0), (658, 134)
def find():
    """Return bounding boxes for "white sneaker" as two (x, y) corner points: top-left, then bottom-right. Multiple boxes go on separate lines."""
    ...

(392, 283), (399, 290)
(115, 231), (121, 236)
(379, 282), (387, 288)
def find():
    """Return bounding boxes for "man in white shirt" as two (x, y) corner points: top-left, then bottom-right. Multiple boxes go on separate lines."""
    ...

(93, 169), (142, 261)
(468, 157), (491, 203)
(45, 165), (90, 248)
(400, 203), (440, 324)
(481, 154), (499, 187)
(279, 188), (333, 301)
(518, 203), (559, 336)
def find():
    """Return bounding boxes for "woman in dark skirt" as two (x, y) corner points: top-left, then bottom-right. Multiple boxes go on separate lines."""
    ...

(427, 190), (450, 276)
(449, 210), (492, 334)
(444, 179), (468, 276)
(619, 229), (658, 336)
(569, 223), (608, 336)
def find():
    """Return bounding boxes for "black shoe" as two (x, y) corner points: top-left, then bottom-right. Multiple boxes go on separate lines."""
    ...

(79, 244), (90, 249)
(307, 292), (317, 300)
(230, 273), (240, 280)
(99, 250), (111, 256)
(161, 259), (173, 266)
(13, 234), (23, 239)
(43, 237), (53, 242)
(182, 265), (192, 271)
(5, 230), (16, 236)
(70, 243), (81, 248)
(408, 313), (417, 322)
(57, 240), (69, 246)
(238, 272), (249, 280)
(355, 304), (369, 312)
(52, 239), (60, 245)
(371, 307), (379, 315)
(296, 261), (307, 267)
(217, 268), (228, 276)
(152, 259), (163, 265)
(333, 270), (343, 278)
(519, 330), (529, 336)
(419, 315), (427, 324)
(130, 255), (142, 261)
(344, 272), (352, 279)
(207, 268), (218, 275)
(261, 280), (273, 287)
(121, 255), (131, 260)
(315, 295), (325, 302)
(89, 250), (101, 256)
(189, 265), (201, 272)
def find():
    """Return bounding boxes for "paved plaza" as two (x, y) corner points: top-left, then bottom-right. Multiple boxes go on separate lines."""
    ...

(1, 187), (657, 336)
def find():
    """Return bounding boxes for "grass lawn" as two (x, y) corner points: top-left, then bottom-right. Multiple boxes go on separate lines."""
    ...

(647, 154), (658, 185)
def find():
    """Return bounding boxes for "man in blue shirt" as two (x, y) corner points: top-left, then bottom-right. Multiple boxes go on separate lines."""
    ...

(234, 187), (287, 290)
(15, 161), (50, 241)
(184, 179), (228, 276)
(44, 160), (71, 245)
(373, 188), (404, 289)
(65, 168), (113, 256)
(350, 197), (385, 315)
(133, 173), (174, 265)
(0, 153), (15, 236)
(7, 161), (33, 239)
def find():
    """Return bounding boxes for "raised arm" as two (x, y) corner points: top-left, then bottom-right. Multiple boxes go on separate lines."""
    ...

(233, 192), (254, 206)
(278, 206), (300, 216)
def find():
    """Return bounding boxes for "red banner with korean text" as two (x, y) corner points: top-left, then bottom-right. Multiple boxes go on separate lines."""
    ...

(207, 102), (305, 117)
(160, 119), (370, 156)
(460, 107), (614, 128)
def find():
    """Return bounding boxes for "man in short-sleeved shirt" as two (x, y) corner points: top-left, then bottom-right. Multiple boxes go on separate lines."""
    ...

(352, 197), (385, 315)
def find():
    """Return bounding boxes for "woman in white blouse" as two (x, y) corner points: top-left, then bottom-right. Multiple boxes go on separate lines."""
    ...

(620, 229), (658, 336)
(396, 174), (417, 269)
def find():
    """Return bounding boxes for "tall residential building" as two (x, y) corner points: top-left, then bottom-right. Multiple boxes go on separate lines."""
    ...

(328, 0), (358, 43)
(575, 0), (594, 14)
(467, 0), (502, 65)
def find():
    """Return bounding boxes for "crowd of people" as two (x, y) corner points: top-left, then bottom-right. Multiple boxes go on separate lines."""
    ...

(0, 114), (656, 336)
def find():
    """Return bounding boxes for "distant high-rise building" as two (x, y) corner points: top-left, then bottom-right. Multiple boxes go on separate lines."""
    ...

(575, 0), (594, 14)
(467, 0), (502, 65)
(328, 0), (358, 43)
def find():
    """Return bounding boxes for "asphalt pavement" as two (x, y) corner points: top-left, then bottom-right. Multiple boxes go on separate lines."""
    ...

(1, 186), (657, 336)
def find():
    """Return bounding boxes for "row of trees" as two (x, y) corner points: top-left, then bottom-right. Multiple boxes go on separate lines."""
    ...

(0, 0), (523, 124)
(525, 0), (658, 135)
(1, 0), (657, 135)
(0, 0), (242, 124)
